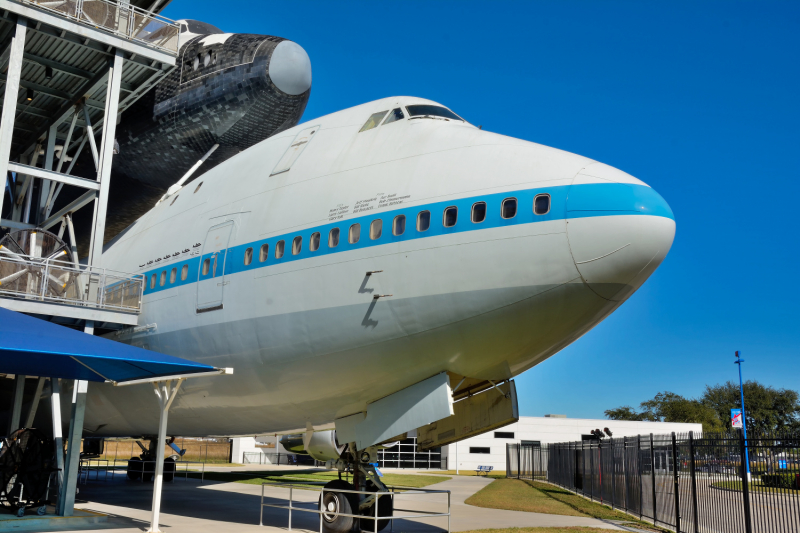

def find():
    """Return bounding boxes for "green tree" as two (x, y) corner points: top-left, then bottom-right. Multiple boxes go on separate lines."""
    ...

(701, 381), (800, 433)
(605, 391), (723, 432)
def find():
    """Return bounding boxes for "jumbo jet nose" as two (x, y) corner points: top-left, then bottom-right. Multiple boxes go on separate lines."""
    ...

(268, 41), (312, 96)
(566, 163), (675, 302)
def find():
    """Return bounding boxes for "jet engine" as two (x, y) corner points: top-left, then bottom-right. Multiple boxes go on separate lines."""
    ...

(280, 430), (345, 462)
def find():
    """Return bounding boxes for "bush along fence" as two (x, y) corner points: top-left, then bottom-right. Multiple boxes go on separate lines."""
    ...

(507, 432), (800, 533)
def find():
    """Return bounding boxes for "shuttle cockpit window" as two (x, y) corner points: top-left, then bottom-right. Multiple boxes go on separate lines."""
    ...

(349, 223), (361, 244)
(244, 247), (253, 266)
(310, 232), (321, 252)
(417, 211), (430, 232)
(329, 228), (340, 248)
(382, 108), (405, 125)
(370, 219), (382, 240)
(259, 244), (269, 262)
(534, 194), (551, 215)
(443, 206), (458, 227)
(407, 105), (464, 122)
(393, 215), (406, 236)
(292, 236), (302, 255)
(181, 20), (223, 35)
(472, 202), (486, 223)
(502, 198), (517, 219)
(275, 240), (285, 259)
(359, 111), (389, 132)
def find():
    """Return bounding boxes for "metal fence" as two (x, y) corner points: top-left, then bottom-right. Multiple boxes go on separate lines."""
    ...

(21, 0), (180, 53)
(507, 432), (800, 533)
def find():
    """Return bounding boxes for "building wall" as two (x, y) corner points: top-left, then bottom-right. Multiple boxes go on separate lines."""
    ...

(441, 416), (703, 472)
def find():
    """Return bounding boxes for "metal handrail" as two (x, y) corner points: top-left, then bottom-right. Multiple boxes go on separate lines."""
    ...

(0, 252), (144, 313)
(20, 0), (180, 54)
(259, 483), (451, 533)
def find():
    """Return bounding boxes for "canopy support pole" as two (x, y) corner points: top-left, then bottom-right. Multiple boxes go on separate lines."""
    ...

(24, 376), (46, 427)
(8, 373), (25, 434)
(148, 378), (183, 533)
(51, 377), (65, 488)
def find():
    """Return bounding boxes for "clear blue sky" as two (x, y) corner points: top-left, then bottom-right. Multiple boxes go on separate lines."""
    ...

(163, 1), (800, 419)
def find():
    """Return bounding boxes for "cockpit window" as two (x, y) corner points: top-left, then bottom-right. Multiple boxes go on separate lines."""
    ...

(383, 108), (404, 125)
(360, 111), (389, 132)
(182, 20), (223, 35)
(406, 105), (464, 122)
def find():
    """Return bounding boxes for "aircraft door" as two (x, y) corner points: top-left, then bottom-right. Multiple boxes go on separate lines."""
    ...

(196, 221), (234, 312)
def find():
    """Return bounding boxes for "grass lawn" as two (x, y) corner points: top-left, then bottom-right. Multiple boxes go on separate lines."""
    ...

(711, 480), (800, 493)
(186, 468), (449, 489)
(437, 470), (508, 479)
(461, 529), (630, 533)
(466, 479), (665, 532)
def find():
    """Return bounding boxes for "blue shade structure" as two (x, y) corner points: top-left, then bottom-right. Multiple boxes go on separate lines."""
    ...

(0, 308), (219, 383)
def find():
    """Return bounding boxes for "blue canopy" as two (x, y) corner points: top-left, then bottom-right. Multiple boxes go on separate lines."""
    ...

(0, 308), (218, 383)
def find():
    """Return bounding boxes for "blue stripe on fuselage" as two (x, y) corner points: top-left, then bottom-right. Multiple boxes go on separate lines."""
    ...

(141, 183), (673, 296)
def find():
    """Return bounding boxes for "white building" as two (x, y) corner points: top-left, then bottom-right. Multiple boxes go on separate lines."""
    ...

(440, 415), (703, 472)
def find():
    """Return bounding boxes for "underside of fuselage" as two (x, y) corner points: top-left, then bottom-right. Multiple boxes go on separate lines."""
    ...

(17, 96), (675, 440)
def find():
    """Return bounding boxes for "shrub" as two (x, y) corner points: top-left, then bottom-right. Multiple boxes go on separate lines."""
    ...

(760, 473), (798, 489)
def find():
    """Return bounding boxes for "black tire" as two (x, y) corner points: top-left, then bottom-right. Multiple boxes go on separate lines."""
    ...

(127, 458), (142, 481)
(360, 480), (393, 532)
(142, 460), (156, 482)
(319, 479), (357, 533)
(164, 457), (176, 482)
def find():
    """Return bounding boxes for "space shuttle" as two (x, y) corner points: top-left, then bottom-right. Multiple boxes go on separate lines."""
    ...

(60, 19), (312, 249)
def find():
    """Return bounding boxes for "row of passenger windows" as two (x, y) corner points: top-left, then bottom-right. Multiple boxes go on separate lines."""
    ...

(241, 194), (551, 265)
(148, 195), (552, 288)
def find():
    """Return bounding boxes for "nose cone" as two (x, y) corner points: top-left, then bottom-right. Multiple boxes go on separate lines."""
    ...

(268, 41), (312, 96)
(566, 163), (675, 301)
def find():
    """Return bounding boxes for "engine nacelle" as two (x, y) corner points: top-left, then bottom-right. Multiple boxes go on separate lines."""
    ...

(280, 430), (344, 462)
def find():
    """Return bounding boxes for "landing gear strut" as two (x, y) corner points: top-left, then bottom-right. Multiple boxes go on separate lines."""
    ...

(320, 445), (393, 533)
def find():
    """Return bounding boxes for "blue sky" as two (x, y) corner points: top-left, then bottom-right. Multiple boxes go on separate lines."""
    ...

(163, 1), (800, 419)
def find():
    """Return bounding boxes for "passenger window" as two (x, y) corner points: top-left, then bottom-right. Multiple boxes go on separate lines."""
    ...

(417, 211), (430, 232)
(370, 219), (382, 240)
(150, 274), (156, 289)
(393, 215), (406, 236)
(181, 264), (188, 281)
(159, 271), (166, 286)
(534, 194), (551, 215)
(502, 198), (517, 219)
(275, 240), (285, 259)
(170, 268), (177, 284)
(349, 223), (360, 244)
(194, 182), (203, 193)
(329, 228), (340, 248)
(472, 202), (486, 223)
(310, 232), (320, 251)
(202, 258), (210, 275)
(259, 244), (269, 262)
(359, 110), (389, 132)
(383, 108), (404, 125)
(244, 247), (253, 266)
(443, 206), (458, 227)
(292, 236), (302, 255)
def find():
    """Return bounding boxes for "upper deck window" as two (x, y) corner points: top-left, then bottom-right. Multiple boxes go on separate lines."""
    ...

(370, 219), (382, 240)
(310, 232), (320, 252)
(443, 206), (458, 227)
(275, 240), (285, 259)
(417, 211), (430, 232)
(360, 111), (389, 132)
(383, 108), (404, 125)
(534, 194), (551, 215)
(259, 244), (269, 262)
(329, 228), (340, 248)
(406, 105), (464, 122)
(472, 202), (486, 223)
(170, 268), (177, 284)
(244, 247), (253, 265)
(349, 223), (361, 244)
(292, 236), (302, 255)
(393, 215), (406, 236)
(502, 198), (517, 219)
(181, 264), (188, 280)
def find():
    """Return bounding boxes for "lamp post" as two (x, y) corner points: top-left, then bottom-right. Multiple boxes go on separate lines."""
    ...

(734, 351), (750, 477)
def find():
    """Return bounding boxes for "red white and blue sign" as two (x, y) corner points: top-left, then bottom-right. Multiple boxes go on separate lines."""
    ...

(731, 408), (743, 429)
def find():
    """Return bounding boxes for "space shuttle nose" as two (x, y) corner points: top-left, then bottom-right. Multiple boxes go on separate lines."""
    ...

(566, 166), (675, 302)
(268, 41), (312, 95)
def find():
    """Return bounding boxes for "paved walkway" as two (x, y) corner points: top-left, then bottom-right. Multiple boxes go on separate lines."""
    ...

(51, 469), (650, 532)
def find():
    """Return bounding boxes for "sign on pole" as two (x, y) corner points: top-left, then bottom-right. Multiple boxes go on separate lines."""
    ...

(731, 408), (743, 428)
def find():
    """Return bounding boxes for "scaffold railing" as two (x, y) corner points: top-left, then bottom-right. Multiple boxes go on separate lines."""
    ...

(19, 0), (180, 54)
(0, 251), (144, 313)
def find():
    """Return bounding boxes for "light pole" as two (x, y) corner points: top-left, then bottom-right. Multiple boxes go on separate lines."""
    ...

(734, 351), (750, 477)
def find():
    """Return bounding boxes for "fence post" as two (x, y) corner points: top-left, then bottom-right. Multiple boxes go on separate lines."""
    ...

(688, 431), (699, 533)
(623, 437), (629, 513)
(650, 433), (657, 525)
(671, 432), (681, 533)
(738, 431), (753, 533)
(517, 444), (521, 479)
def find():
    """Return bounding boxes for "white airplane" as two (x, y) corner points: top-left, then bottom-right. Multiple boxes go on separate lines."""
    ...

(81, 95), (673, 529)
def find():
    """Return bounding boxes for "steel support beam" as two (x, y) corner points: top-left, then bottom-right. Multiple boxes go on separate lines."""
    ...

(41, 189), (96, 231)
(8, 373), (25, 434)
(0, 16), (25, 220)
(7, 162), (100, 191)
(88, 49), (123, 267)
